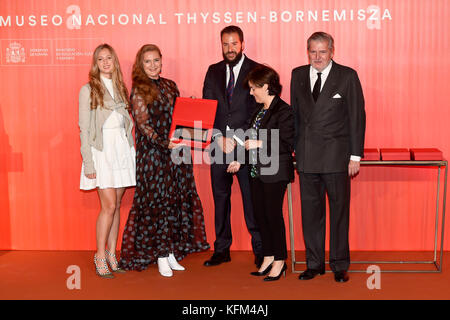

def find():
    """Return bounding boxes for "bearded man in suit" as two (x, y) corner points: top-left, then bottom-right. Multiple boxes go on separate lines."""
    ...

(290, 32), (366, 282)
(202, 25), (263, 268)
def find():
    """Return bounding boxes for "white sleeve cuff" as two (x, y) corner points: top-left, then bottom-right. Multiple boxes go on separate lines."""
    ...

(350, 155), (361, 161)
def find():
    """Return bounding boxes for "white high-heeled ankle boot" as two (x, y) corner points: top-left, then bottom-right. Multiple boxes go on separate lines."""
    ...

(168, 253), (185, 271)
(157, 257), (173, 277)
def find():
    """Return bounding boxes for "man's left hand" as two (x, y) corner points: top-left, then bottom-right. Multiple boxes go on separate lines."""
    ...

(348, 160), (360, 177)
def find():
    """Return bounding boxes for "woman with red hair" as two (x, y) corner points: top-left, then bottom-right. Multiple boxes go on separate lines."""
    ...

(119, 44), (209, 277)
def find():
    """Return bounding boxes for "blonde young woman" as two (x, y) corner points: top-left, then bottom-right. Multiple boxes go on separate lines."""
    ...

(79, 44), (136, 279)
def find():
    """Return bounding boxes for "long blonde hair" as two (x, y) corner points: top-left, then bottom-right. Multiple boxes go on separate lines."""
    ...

(88, 44), (129, 109)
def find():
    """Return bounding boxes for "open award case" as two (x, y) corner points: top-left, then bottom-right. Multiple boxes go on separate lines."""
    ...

(169, 97), (218, 149)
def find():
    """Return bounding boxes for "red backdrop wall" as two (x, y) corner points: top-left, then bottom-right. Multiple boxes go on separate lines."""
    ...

(0, 0), (449, 251)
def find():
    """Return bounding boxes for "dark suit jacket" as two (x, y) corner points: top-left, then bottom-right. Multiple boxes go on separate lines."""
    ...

(202, 55), (260, 135)
(290, 61), (366, 173)
(245, 96), (295, 183)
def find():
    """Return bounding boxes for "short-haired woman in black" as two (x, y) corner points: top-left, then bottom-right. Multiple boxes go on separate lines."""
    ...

(227, 65), (295, 281)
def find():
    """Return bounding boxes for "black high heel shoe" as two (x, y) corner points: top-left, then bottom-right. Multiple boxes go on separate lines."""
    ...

(263, 263), (287, 282)
(250, 263), (273, 276)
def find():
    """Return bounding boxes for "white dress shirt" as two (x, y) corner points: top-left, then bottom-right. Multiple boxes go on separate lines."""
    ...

(226, 53), (245, 86)
(310, 60), (333, 93)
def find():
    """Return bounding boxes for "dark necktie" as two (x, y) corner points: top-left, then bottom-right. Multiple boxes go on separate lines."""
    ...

(312, 72), (322, 102)
(226, 64), (235, 103)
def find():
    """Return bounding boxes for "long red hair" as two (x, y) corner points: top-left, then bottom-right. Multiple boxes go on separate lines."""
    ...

(131, 44), (162, 105)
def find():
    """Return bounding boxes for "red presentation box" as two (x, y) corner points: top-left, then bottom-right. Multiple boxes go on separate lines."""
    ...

(169, 97), (218, 149)
(362, 148), (380, 160)
(410, 148), (443, 160)
(380, 148), (411, 160)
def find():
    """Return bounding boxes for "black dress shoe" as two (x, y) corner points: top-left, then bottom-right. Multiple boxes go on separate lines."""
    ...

(203, 251), (231, 266)
(263, 263), (287, 282)
(254, 256), (264, 269)
(334, 271), (349, 283)
(298, 268), (325, 280)
(250, 263), (272, 276)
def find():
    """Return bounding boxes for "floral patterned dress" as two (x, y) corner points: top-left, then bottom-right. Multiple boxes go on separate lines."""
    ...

(119, 77), (210, 271)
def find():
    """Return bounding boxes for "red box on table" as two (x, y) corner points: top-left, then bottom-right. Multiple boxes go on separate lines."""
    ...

(380, 148), (411, 160)
(362, 148), (380, 161)
(169, 97), (218, 149)
(410, 148), (443, 160)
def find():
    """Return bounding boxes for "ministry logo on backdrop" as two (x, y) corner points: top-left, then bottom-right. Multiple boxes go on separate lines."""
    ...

(0, 4), (393, 30)
(1, 38), (102, 66)
(5, 42), (25, 63)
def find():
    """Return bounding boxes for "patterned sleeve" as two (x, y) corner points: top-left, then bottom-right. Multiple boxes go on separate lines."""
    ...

(131, 92), (170, 150)
(172, 80), (180, 99)
(169, 79), (180, 105)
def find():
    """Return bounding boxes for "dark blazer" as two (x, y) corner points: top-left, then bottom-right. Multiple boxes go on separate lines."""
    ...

(246, 96), (295, 183)
(202, 55), (260, 135)
(290, 61), (366, 173)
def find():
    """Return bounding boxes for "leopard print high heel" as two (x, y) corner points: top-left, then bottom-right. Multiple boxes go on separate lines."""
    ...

(105, 249), (126, 273)
(94, 253), (115, 279)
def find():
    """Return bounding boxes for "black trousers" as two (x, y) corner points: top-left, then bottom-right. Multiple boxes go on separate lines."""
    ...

(210, 163), (262, 256)
(249, 177), (288, 260)
(299, 172), (351, 272)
